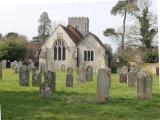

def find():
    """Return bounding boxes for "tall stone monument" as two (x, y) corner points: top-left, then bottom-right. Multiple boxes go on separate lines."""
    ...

(19, 65), (29, 86)
(137, 71), (152, 99)
(97, 68), (110, 102)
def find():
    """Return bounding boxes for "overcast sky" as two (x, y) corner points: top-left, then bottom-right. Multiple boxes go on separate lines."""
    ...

(0, 0), (157, 52)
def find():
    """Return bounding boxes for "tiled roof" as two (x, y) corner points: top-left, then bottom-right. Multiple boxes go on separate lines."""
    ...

(61, 25), (83, 45)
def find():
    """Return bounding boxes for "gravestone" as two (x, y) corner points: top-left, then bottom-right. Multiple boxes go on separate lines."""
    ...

(61, 64), (66, 72)
(119, 66), (128, 83)
(156, 67), (159, 76)
(86, 66), (93, 81)
(66, 74), (73, 87)
(1, 60), (7, 69)
(18, 61), (22, 66)
(44, 71), (56, 91)
(19, 65), (29, 86)
(77, 68), (86, 84)
(10, 62), (14, 69)
(15, 64), (21, 73)
(137, 71), (152, 99)
(32, 70), (42, 86)
(40, 63), (46, 74)
(40, 80), (51, 98)
(97, 68), (110, 102)
(29, 62), (35, 71)
(0, 63), (2, 80)
(11, 61), (18, 70)
(119, 72), (127, 83)
(127, 70), (137, 87)
(67, 67), (73, 75)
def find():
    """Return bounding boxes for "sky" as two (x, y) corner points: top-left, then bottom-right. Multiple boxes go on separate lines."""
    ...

(0, 0), (158, 52)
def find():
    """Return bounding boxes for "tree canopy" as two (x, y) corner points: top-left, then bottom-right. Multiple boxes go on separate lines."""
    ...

(37, 12), (51, 42)
(0, 41), (27, 61)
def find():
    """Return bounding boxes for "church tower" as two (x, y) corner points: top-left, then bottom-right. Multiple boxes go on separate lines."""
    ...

(68, 17), (89, 37)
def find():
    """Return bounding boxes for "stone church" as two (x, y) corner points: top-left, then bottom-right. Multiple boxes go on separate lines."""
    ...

(39, 17), (108, 72)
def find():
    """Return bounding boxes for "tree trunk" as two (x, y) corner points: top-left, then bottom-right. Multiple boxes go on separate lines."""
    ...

(121, 10), (127, 56)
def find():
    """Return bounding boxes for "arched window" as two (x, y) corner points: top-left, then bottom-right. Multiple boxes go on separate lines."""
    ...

(53, 39), (65, 60)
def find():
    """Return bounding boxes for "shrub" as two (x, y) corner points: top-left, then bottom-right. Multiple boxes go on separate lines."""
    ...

(143, 48), (158, 63)
(0, 41), (27, 61)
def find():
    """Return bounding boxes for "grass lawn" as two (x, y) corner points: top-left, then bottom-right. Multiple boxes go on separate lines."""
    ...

(0, 69), (160, 120)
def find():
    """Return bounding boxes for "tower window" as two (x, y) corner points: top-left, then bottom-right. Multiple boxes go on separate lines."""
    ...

(75, 25), (80, 30)
(53, 39), (65, 61)
(84, 50), (94, 61)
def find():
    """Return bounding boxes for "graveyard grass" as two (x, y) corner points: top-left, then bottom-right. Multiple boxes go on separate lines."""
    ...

(0, 69), (160, 120)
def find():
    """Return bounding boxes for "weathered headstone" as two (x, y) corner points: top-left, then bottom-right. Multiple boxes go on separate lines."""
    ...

(44, 71), (56, 91)
(40, 80), (51, 98)
(32, 70), (42, 86)
(77, 68), (86, 83)
(67, 67), (73, 75)
(97, 68), (110, 102)
(66, 74), (73, 87)
(19, 65), (29, 86)
(137, 71), (152, 100)
(119, 72), (127, 83)
(15, 64), (21, 73)
(18, 61), (22, 66)
(119, 66), (128, 83)
(1, 60), (7, 69)
(0, 63), (2, 80)
(40, 63), (46, 74)
(61, 64), (66, 72)
(11, 61), (18, 70)
(86, 66), (93, 81)
(127, 70), (137, 87)
(29, 62), (35, 71)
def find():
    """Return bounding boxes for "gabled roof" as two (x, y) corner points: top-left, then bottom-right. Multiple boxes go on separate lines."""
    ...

(77, 32), (107, 51)
(60, 25), (83, 45)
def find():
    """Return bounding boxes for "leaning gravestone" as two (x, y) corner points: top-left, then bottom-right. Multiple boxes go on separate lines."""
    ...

(67, 67), (73, 75)
(19, 65), (29, 86)
(137, 71), (152, 99)
(44, 71), (56, 91)
(32, 70), (42, 86)
(77, 68), (86, 84)
(97, 68), (110, 102)
(40, 80), (51, 98)
(66, 74), (73, 87)
(0, 62), (2, 80)
(86, 66), (93, 81)
(1, 60), (7, 69)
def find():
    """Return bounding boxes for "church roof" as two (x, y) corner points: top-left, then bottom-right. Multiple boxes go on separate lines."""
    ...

(77, 32), (107, 51)
(60, 25), (83, 45)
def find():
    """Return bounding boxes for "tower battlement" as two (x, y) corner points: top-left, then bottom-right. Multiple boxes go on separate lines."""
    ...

(68, 17), (89, 37)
